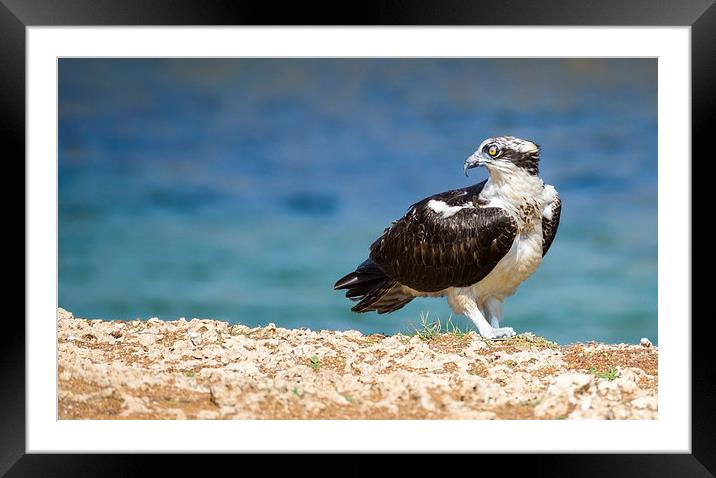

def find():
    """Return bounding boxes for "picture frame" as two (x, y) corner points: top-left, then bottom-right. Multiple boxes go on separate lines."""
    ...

(6, 0), (711, 473)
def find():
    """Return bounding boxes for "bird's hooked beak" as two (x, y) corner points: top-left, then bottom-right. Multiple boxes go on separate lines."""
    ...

(463, 152), (490, 177)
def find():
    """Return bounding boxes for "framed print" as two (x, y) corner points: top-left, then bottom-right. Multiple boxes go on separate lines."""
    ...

(5, 0), (713, 474)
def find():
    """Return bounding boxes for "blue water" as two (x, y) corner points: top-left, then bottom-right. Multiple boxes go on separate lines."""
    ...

(58, 58), (657, 344)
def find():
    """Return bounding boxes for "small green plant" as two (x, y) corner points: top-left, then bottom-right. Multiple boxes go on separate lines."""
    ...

(184, 371), (195, 378)
(598, 366), (618, 381)
(504, 333), (559, 350)
(414, 312), (442, 340)
(344, 395), (354, 403)
(444, 316), (469, 338)
(309, 355), (321, 370)
(396, 333), (412, 344)
(292, 387), (301, 396)
(590, 366), (618, 381)
(410, 312), (469, 340)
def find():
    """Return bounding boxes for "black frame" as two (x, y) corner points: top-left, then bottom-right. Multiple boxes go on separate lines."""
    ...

(4, 0), (712, 475)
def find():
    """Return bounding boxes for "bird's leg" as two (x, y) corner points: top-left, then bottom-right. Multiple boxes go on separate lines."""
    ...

(449, 292), (515, 339)
(485, 297), (503, 328)
(463, 302), (497, 339)
(485, 298), (515, 338)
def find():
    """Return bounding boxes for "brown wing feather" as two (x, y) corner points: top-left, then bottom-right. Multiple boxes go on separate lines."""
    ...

(542, 194), (561, 257)
(368, 182), (517, 293)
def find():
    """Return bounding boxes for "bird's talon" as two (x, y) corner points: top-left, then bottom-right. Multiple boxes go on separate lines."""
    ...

(479, 330), (496, 340)
(492, 327), (516, 339)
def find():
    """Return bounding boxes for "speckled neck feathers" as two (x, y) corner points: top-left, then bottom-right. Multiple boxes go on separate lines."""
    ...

(479, 167), (546, 230)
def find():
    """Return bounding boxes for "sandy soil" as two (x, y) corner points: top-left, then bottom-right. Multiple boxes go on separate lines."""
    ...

(57, 308), (657, 420)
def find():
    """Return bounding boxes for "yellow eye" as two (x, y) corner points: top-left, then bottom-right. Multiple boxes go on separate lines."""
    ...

(488, 145), (500, 156)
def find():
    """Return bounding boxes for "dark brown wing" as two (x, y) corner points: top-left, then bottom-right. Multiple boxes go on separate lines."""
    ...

(368, 181), (517, 293)
(542, 193), (561, 257)
(404, 180), (488, 211)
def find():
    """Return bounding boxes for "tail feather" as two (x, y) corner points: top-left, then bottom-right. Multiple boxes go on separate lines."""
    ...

(335, 259), (415, 314)
(334, 259), (385, 290)
(345, 279), (384, 300)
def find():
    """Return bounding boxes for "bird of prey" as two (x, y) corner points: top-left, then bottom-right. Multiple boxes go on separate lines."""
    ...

(334, 136), (561, 339)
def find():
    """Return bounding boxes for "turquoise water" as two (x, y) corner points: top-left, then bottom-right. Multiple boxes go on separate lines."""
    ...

(58, 58), (657, 344)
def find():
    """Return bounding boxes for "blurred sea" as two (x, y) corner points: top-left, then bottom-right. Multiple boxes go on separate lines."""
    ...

(58, 58), (657, 344)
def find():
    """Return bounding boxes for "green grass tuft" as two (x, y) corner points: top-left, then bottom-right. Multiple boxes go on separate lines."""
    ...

(501, 332), (559, 350)
(409, 312), (470, 341)
(590, 366), (619, 381)
(309, 355), (321, 370)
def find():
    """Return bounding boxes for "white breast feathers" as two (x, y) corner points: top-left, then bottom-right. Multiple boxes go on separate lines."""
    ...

(542, 184), (558, 220)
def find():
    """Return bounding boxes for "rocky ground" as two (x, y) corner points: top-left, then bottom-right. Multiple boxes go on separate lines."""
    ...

(57, 308), (658, 420)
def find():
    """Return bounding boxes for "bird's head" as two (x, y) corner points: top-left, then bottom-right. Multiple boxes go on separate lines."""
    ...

(464, 136), (540, 178)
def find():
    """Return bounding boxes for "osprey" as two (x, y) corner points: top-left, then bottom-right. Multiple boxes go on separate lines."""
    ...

(334, 136), (561, 339)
